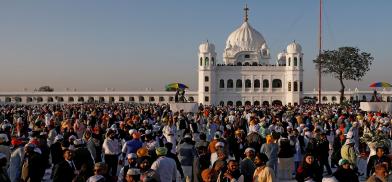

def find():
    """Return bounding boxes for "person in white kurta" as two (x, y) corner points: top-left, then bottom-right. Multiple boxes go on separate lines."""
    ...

(151, 147), (177, 182)
(163, 123), (177, 154)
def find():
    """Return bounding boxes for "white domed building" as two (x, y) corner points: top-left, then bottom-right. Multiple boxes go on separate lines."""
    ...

(198, 6), (303, 106)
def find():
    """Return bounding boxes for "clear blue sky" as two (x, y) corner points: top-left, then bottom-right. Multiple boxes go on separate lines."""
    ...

(0, 0), (391, 91)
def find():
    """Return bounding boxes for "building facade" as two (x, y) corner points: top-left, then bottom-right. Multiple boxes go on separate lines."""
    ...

(198, 6), (303, 106)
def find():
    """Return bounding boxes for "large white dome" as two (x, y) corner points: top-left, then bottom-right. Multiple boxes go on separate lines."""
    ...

(225, 22), (265, 51)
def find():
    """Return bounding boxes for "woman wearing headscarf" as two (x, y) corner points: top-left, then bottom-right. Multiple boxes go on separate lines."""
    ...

(295, 153), (322, 182)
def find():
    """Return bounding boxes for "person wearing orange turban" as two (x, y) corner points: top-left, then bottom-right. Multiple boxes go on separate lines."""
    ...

(201, 169), (213, 182)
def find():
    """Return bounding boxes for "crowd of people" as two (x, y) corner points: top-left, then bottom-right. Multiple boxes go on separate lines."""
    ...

(0, 102), (391, 182)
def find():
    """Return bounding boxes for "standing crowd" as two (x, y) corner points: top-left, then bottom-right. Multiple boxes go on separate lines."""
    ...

(0, 103), (392, 182)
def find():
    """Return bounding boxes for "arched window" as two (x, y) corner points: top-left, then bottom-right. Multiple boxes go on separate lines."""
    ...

(87, 97), (94, 103)
(300, 57), (303, 66)
(227, 101), (233, 106)
(245, 79), (251, 88)
(5, 97), (11, 102)
(68, 97), (74, 102)
(244, 62), (250, 66)
(109, 97), (115, 102)
(48, 97), (53, 102)
(204, 96), (209, 102)
(245, 101), (251, 105)
(205, 76), (209, 82)
(288, 57), (291, 66)
(254, 101), (260, 106)
(294, 57), (298, 66)
(99, 97), (105, 102)
(227, 79), (233, 88)
(129, 97), (135, 102)
(200, 57), (202, 66)
(159, 97), (165, 102)
(204, 86), (209, 92)
(219, 101), (224, 106)
(263, 79), (269, 88)
(322, 96), (328, 101)
(272, 79), (282, 88)
(236, 79), (242, 88)
(244, 54), (250, 58)
(262, 101), (269, 106)
(219, 79), (225, 88)
(27, 97), (33, 103)
(119, 97), (125, 102)
(332, 96), (337, 102)
(252, 62), (258, 66)
(362, 95), (367, 101)
(149, 97), (155, 102)
(294, 81), (298, 91)
(236, 62), (242, 66)
(15, 97), (22, 102)
(211, 57), (215, 65)
(57, 97), (64, 102)
(254, 79), (260, 88)
(236, 101), (242, 106)
(205, 57), (209, 66)
(288, 82), (292, 91)
(139, 96), (145, 102)
(272, 100), (282, 106)
(77, 97), (84, 102)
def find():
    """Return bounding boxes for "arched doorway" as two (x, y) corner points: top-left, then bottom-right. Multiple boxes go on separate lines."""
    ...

(129, 97), (135, 102)
(262, 101), (269, 106)
(15, 97), (22, 103)
(37, 97), (43, 102)
(272, 100), (282, 106)
(78, 97), (84, 102)
(47, 97), (54, 102)
(99, 97), (105, 103)
(109, 97), (115, 102)
(149, 97), (155, 102)
(227, 101), (233, 106)
(68, 97), (74, 102)
(245, 101), (251, 106)
(88, 97), (94, 103)
(219, 101), (224, 106)
(57, 97), (64, 102)
(254, 101), (260, 106)
(236, 101), (242, 106)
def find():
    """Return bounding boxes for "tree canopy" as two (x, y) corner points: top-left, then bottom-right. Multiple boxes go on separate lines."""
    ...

(314, 47), (373, 103)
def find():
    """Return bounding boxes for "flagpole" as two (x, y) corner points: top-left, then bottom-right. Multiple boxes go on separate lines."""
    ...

(318, 0), (322, 104)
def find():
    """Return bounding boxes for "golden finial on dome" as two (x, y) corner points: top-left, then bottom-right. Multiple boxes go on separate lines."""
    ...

(243, 4), (249, 22)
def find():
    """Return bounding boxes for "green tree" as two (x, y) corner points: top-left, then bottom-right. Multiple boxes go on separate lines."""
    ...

(314, 47), (373, 103)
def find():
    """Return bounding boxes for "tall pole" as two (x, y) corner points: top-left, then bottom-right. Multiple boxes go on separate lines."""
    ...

(318, 0), (322, 104)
